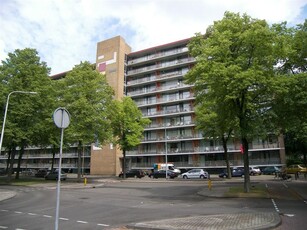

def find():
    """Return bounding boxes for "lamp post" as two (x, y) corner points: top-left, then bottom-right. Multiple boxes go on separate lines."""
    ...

(0, 91), (38, 153)
(165, 127), (168, 179)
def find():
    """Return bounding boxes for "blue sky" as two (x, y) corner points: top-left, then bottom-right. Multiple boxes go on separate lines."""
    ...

(0, 0), (306, 75)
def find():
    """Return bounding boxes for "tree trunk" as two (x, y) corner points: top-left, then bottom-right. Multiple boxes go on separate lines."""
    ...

(123, 149), (126, 179)
(222, 136), (231, 179)
(77, 140), (82, 182)
(15, 145), (25, 179)
(242, 137), (250, 193)
(51, 145), (56, 171)
(7, 147), (16, 183)
(6, 149), (11, 172)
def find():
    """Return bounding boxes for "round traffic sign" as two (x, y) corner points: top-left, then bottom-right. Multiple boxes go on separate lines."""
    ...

(53, 108), (70, 129)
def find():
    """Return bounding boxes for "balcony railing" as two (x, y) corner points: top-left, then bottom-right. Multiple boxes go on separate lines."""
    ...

(130, 158), (282, 169)
(127, 83), (191, 97)
(127, 47), (189, 65)
(142, 107), (194, 117)
(126, 70), (187, 86)
(126, 143), (280, 156)
(136, 94), (194, 107)
(127, 57), (195, 76)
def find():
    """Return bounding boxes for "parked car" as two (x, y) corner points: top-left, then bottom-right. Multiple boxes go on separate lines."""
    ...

(151, 170), (177, 179)
(21, 169), (36, 176)
(249, 166), (261, 175)
(286, 164), (307, 174)
(118, 169), (145, 178)
(181, 169), (209, 179)
(219, 168), (244, 178)
(45, 169), (67, 180)
(262, 166), (281, 175)
(35, 169), (48, 178)
(0, 168), (6, 175)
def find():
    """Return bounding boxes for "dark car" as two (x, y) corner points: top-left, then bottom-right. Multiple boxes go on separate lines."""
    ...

(262, 166), (281, 175)
(152, 170), (177, 179)
(45, 169), (67, 180)
(219, 168), (244, 178)
(35, 169), (48, 178)
(118, 169), (145, 178)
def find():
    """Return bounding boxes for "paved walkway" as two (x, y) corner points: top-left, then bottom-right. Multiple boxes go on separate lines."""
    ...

(3, 175), (306, 229)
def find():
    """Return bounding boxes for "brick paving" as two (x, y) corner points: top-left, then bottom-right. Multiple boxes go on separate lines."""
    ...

(129, 212), (280, 230)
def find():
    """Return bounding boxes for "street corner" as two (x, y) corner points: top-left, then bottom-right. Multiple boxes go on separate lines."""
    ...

(0, 189), (16, 202)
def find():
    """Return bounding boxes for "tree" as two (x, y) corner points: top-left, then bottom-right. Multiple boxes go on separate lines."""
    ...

(270, 20), (307, 166)
(0, 48), (53, 181)
(195, 99), (238, 179)
(111, 97), (150, 178)
(58, 61), (115, 181)
(185, 12), (280, 192)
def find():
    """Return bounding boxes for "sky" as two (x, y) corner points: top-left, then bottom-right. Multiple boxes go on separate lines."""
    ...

(0, 0), (306, 75)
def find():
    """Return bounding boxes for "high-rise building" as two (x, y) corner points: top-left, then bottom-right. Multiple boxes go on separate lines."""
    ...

(0, 36), (286, 175)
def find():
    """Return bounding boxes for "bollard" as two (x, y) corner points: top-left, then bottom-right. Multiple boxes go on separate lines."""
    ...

(84, 177), (87, 186)
(208, 179), (212, 191)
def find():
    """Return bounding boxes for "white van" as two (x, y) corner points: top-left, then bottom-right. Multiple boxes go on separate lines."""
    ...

(154, 163), (181, 174)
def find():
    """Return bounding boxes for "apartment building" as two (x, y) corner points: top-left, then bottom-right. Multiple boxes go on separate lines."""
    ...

(0, 36), (285, 175)
(123, 38), (286, 172)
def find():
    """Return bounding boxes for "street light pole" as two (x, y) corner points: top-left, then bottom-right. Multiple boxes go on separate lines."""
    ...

(165, 127), (168, 179)
(0, 91), (37, 153)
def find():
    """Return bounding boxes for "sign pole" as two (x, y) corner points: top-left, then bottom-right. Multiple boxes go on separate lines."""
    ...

(55, 127), (64, 230)
(53, 108), (70, 230)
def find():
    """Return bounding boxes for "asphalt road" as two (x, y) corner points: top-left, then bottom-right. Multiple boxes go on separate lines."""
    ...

(267, 180), (307, 230)
(0, 176), (306, 229)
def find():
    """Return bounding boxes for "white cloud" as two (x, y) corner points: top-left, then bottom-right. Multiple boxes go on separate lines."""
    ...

(0, 0), (306, 75)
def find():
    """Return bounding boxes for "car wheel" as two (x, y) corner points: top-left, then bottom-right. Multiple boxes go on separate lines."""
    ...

(183, 175), (188, 179)
(200, 175), (205, 179)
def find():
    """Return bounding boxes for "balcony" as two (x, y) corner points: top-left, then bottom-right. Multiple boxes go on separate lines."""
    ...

(127, 71), (182, 87)
(126, 143), (281, 156)
(136, 94), (195, 107)
(127, 83), (191, 97)
(126, 57), (195, 76)
(144, 121), (194, 130)
(129, 157), (282, 169)
(142, 107), (195, 118)
(127, 47), (189, 66)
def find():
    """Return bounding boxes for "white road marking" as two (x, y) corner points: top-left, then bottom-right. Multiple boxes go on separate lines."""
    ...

(0, 226), (8, 229)
(284, 214), (295, 217)
(14, 211), (23, 214)
(43, 215), (52, 218)
(77, 220), (88, 224)
(0, 210), (8, 212)
(271, 199), (280, 212)
(28, 213), (37, 216)
(97, 223), (110, 227)
(59, 218), (69, 221)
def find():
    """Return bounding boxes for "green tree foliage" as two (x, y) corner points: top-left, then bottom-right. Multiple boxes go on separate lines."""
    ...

(195, 99), (238, 179)
(270, 20), (307, 165)
(58, 61), (115, 180)
(185, 12), (281, 192)
(111, 97), (150, 178)
(0, 48), (54, 180)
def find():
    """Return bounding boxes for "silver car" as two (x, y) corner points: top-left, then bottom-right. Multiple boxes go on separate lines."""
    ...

(45, 170), (67, 180)
(181, 169), (209, 179)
